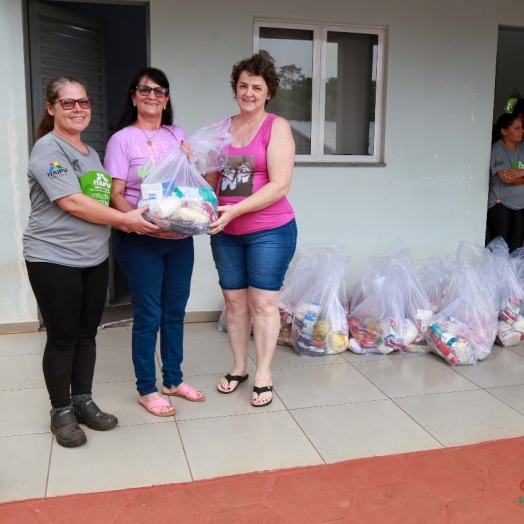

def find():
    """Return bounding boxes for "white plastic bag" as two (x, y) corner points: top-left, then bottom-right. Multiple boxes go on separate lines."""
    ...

(290, 253), (350, 356)
(138, 118), (232, 236)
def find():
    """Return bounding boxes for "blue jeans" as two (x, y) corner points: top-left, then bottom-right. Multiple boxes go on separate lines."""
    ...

(210, 219), (297, 291)
(115, 231), (194, 395)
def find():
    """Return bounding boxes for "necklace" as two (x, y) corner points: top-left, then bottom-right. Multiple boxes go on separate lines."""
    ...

(136, 125), (163, 146)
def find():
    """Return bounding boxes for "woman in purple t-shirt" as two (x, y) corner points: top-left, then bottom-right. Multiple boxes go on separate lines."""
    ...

(105, 68), (206, 418)
(206, 54), (297, 407)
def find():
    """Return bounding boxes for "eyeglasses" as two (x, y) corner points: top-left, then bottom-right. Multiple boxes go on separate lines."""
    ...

(135, 85), (168, 98)
(54, 97), (93, 110)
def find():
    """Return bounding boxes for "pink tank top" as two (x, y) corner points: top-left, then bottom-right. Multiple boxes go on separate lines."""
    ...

(216, 113), (295, 235)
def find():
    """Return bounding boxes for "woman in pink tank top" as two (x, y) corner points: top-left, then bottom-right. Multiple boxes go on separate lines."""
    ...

(206, 54), (297, 408)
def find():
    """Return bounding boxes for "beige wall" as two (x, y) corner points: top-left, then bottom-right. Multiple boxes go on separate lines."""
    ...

(2, 0), (524, 330)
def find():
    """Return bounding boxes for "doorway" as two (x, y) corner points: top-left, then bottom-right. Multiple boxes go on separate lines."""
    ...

(493, 26), (524, 123)
(26, 0), (148, 306)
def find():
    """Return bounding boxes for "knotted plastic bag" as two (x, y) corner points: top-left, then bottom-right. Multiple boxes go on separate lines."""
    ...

(426, 242), (498, 365)
(277, 243), (346, 347)
(290, 253), (350, 356)
(487, 237), (524, 347)
(348, 242), (432, 354)
(138, 118), (232, 236)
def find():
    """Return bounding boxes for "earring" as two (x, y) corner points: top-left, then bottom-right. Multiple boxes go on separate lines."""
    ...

(164, 106), (166, 110)
(133, 103), (136, 107)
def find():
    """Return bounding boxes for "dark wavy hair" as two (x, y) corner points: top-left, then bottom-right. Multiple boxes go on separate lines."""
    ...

(230, 53), (280, 105)
(35, 76), (87, 141)
(112, 67), (174, 133)
(492, 113), (522, 144)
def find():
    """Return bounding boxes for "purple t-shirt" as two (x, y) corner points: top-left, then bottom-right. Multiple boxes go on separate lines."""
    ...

(104, 125), (187, 206)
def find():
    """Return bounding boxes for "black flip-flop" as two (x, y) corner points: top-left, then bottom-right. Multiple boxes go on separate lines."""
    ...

(217, 373), (249, 394)
(251, 385), (273, 407)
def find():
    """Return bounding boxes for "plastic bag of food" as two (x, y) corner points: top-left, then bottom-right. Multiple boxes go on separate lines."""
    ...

(277, 243), (346, 347)
(487, 237), (524, 347)
(290, 253), (350, 356)
(217, 304), (253, 334)
(138, 118), (232, 236)
(426, 242), (498, 365)
(417, 255), (454, 314)
(348, 242), (432, 354)
(348, 276), (406, 355)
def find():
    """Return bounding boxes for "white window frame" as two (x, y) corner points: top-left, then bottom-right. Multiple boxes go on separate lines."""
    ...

(254, 19), (386, 164)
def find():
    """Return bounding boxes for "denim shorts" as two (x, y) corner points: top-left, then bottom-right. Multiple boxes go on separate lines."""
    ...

(210, 219), (297, 291)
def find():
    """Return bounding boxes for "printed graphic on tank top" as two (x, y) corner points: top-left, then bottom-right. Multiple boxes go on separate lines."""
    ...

(218, 155), (254, 197)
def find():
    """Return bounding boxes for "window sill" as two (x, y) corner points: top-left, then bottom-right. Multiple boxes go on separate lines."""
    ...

(294, 161), (386, 167)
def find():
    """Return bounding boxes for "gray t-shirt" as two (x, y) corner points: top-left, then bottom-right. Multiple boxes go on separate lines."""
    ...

(488, 140), (524, 210)
(23, 133), (112, 267)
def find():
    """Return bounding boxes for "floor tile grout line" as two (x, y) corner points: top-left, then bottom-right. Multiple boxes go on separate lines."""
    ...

(173, 417), (195, 482)
(388, 395), (448, 450)
(45, 433), (53, 499)
(286, 404), (328, 466)
(480, 385), (524, 417)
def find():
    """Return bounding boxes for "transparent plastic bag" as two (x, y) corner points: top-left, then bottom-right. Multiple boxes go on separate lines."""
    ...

(290, 253), (350, 356)
(487, 237), (524, 347)
(426, 242), (498, 365)
(348, 242), (431, 354)
(278, 243), (346, 347)
(138, 118), (232, 236)
(417, 255), (454, 314)
(186, 117), (233, 174)
(348, 276), (406, 355)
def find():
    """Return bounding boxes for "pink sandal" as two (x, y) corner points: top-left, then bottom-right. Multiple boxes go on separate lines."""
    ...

(163, 384), (206, 402)
(138, 397), (176, 417)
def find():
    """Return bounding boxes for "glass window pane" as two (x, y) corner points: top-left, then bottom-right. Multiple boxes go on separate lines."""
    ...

(324, 31), (378, 156)
(259, 27), (313, 155)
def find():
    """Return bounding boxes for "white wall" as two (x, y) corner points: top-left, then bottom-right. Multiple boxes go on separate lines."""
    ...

(150, 0), (520, 312)
(0, 0), (38, 332)
(3, 0), (524, 331)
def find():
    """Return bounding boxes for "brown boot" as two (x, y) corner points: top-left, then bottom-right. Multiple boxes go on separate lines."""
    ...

(50, 406), (87, 448)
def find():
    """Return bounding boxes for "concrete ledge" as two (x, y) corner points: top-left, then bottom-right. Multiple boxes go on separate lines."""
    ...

(0, 320), (40, 334)
(185, 310), (221, 323)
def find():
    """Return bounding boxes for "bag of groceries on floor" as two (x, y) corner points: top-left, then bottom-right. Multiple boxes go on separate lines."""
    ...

(348, 242), (432, 354)
(417, 255), (454, 315)
(426, 242), (498, 366)
(348, 275), (407, 354)
(487, 237), (524, 347)
(138, 117), (232, 236)
(217, 304), (253, 334)
(290, 252), (350, 356)
(509, 246), (524, 291)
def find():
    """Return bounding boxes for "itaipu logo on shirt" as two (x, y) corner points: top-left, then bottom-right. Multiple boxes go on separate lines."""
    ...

(493, 157), (504, 167)
(47, 161), (68, 178)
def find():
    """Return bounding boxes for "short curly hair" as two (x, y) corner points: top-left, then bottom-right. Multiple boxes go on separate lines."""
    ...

(230, 53), (280, 105)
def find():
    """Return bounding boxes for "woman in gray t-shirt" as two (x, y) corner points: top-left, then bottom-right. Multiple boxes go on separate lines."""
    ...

(23, 76), (160, 448)
(487, 113), (524, 252)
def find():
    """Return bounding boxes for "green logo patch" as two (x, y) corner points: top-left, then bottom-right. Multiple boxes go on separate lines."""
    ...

(79, 171), (112, 206)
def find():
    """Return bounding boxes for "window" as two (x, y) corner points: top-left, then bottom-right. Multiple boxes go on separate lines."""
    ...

(254, 20), (385, 163)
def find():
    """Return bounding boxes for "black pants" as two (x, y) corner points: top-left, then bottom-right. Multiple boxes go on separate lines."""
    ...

(487, 203), (524, 253)
(26, 259), (109, 408)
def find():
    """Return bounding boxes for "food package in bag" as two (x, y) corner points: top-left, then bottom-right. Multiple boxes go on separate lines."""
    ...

(348, 276), (406, 354)
(426, 242), (498, 365)
(348, 241), (432, 354)
(487, 236), (524, 347)
(290, 253), (350, 356)
(138, 118), (232, 236)
(277, 247), (323, 346)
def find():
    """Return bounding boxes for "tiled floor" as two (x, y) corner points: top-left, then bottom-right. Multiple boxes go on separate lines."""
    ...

(2, 323), (524, 504)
